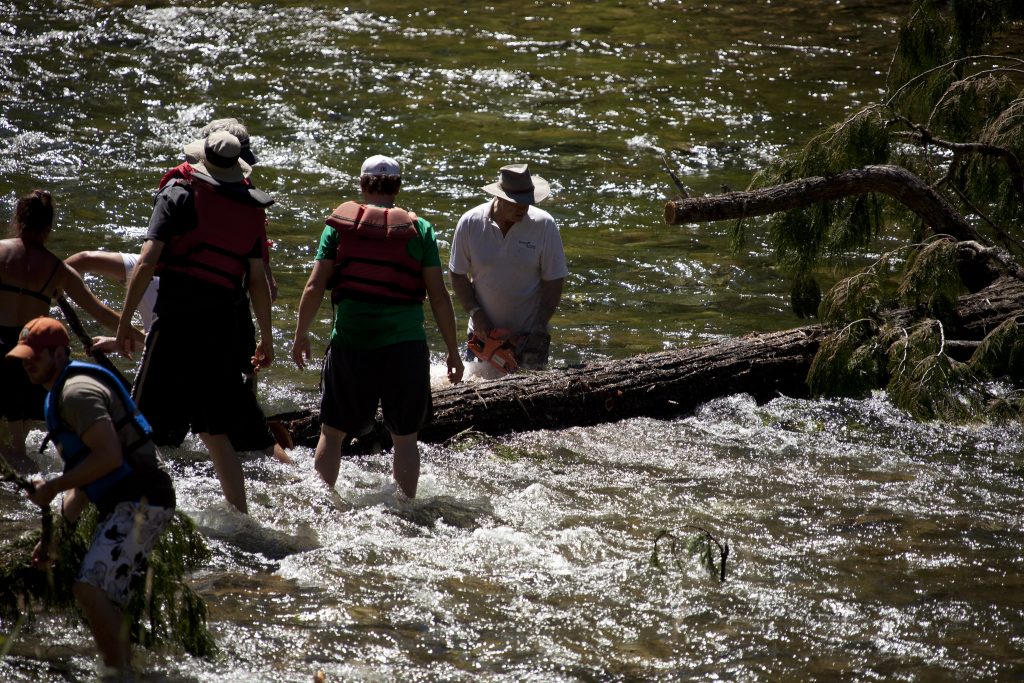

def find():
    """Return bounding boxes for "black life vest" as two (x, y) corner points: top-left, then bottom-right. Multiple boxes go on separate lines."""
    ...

(326, 201), (426, 305)
(156, 170), (272, 291)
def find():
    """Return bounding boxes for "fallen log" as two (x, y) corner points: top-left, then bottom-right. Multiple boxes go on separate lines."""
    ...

(275, 277), (1024, 447)
(663, 165), (984, 243)
(278, 326), (826, 447)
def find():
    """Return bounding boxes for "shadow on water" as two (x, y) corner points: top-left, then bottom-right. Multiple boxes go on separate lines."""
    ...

(382, 496), (504, 530)
(189, 506), (320, 562)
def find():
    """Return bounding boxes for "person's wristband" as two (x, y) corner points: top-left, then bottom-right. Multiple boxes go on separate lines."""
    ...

(468, 306), (481, 318)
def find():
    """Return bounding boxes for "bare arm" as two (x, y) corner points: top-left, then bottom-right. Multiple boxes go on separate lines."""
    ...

(64, 251), (130, 282)
(247, 257), (274, 368)
(29, 418), (123, 509)
(116, 240), (162, 355)
(424, 266), (464, 384)
(265, 255), (279, 302)
(58, 264), (144, 346)
(60, 488), (88, 523)
(291, 259), (333, 369)
(449, 270), (492, 337)
(534, 277), (564, 333)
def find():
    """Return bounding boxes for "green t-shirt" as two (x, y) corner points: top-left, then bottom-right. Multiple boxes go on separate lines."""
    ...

(315, 214), (441, 350)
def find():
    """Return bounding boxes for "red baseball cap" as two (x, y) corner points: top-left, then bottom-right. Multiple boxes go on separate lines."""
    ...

(5, 317), (70, 361)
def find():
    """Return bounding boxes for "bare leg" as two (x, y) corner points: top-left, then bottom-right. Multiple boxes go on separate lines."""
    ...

(1, 420), (36, 474)
(314, 424), (346, 488)
(391, 432), (420, 499)
(199, 433), (248, 514)
(264, 443), (293, 465)
(73, 581), (130, 673)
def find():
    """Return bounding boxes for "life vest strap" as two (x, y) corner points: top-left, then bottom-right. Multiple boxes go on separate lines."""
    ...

(336, 254), (424, 279)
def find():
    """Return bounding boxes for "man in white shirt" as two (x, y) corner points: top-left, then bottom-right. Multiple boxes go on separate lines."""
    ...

(449, 163), (568, 370)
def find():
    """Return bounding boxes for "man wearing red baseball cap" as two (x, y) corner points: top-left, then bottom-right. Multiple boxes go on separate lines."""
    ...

(8, 316), (175, 677)
(5, 316), (70, 380)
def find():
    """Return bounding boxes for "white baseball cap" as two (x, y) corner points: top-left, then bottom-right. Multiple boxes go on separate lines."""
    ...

(360, 154), (401, 176)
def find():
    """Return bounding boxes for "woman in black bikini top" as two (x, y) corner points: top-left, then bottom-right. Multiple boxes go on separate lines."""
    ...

(1, 189), (142, 473)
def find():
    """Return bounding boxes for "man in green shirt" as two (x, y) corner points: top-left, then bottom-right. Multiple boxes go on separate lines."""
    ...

(291, 155), (463, 498)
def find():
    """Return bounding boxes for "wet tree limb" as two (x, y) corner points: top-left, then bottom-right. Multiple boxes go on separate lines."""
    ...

(663, 164), (985, 244)
(0, 456), (53, 565)
(56, 295), (132, 390)
(890, 113), (1024, 201)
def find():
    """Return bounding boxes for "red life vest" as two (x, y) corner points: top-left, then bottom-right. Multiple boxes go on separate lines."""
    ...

(326, 201), (426, 305)
(159, 163), (272, 264)
(158, 162), (195, 189)
(157, 175), (269, 291)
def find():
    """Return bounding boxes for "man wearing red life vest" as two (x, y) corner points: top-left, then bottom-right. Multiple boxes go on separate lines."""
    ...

(115, 130), (274, 514)
(291, 154), (464, 499)
(72, 118), (290, 464)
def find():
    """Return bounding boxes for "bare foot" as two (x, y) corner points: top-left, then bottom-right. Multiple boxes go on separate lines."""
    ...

(271, 443), (293, 465)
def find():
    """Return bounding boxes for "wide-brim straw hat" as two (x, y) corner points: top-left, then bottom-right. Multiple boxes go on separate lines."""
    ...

(183, 130), (251, 183)
(482, 163), (550, 205)
(199, 118), (258, 165)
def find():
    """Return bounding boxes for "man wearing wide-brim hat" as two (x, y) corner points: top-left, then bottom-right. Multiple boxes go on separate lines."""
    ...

(113, 130), (276, 514)
(449, 163), (568, 371)
(69, 118), (290, 465)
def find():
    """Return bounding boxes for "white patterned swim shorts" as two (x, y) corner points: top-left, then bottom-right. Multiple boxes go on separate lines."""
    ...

(77, 501), (175, 608)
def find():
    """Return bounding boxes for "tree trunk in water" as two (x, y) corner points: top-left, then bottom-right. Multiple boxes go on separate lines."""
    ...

(274, 277), (1024, 447)
(664, 164), (983, 243)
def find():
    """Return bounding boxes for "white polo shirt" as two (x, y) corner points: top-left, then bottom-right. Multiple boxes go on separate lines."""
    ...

(449, 200), (568, 335)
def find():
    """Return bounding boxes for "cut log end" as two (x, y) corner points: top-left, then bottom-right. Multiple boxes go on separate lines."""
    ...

(664, 200), (678, 225)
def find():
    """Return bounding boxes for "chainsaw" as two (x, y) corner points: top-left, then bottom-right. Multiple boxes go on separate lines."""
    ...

(467, 328), (527, 374)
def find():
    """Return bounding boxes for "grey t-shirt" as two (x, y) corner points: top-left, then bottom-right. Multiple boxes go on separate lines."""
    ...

(59, 373), (175, 514)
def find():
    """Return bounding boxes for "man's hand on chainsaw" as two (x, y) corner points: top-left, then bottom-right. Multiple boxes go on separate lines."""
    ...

(469, 307), (494, 338)
(519, 329), (551, 370)
(469, 328), (523, 373)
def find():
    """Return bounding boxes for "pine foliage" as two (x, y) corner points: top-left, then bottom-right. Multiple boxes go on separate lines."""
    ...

(884, 320), (984, 421)
(818, 263), (889, 325)
(0, 508), (216, 658)
(736, 0), (1024, 319)
(811, 239), (1023, 422)
(968, 314), (1024, 382)
(748, 109), (893, 296)
(807, 319), (886, 399)
(732, 0), (1024, 422)
(897, 238), (964, 319)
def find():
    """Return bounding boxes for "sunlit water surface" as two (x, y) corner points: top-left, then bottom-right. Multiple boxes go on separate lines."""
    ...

(1, 1), (1022, 681)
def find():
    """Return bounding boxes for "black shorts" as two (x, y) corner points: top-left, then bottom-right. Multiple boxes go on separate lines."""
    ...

(225, 392), (275, 452)
(320, 340), (432, 437)
(133, 312), (267, 446)
(234, 296), (257, 376)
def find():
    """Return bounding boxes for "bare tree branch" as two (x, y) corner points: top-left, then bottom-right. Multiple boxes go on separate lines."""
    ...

(663, 165), (985, 244)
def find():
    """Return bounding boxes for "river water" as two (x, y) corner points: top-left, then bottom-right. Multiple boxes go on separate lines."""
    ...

(1, 0), (1022, 681)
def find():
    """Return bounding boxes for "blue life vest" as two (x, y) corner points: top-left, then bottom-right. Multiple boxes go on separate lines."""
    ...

(43, 361), (154, 503)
